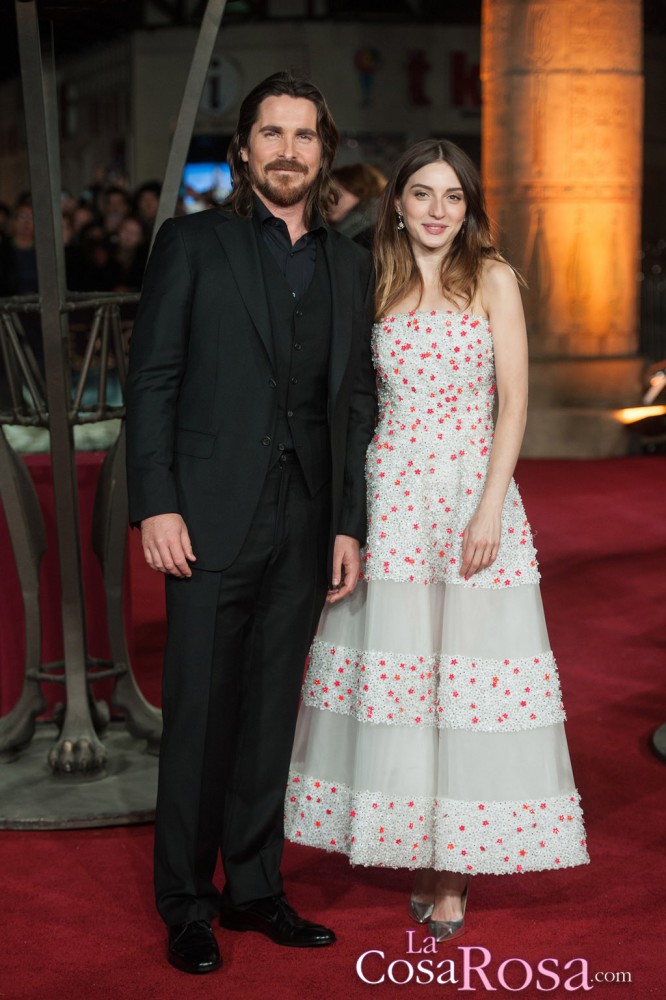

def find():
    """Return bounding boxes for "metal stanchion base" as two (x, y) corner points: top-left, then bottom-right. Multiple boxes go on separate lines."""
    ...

(0, 721), (158, 829)
(652, 723), (666, 763)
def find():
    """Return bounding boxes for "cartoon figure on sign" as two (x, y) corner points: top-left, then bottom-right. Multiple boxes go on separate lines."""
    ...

(355, 47), (382, 107)
(407, 49), (431, 107)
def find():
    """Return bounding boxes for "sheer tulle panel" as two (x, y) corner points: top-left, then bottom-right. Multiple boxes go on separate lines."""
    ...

(291, 705), (576, 801)
(306, 579), (564, 733)
(316, 580), (551, 659)
(287, 706), (588, 873)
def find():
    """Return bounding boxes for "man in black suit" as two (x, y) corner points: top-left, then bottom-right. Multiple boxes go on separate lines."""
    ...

(125, 72), (376, 974)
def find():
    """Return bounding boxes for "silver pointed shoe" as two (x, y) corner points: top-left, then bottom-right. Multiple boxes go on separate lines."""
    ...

(428, 876), (469, 944)
(409, 896), (434, 924)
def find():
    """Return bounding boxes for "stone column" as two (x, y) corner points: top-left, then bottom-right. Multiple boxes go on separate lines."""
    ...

(481, 0), (644, 453)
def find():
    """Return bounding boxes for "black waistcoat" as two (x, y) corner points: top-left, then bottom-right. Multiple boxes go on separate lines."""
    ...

(258, 235), (333, 496)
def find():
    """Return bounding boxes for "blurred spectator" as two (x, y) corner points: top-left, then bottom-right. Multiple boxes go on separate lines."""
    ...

(101, 185), (131, 237)
(81, 163), (117, 216)
(61, 189), (77, 217)
(72, 202), (97, 238)
(0, 193), (42, 369)
(112, 215), (148, 291)
(0, 193), (38, 295)
(71, 220), (122, 292)
(134, 180), (162, 235)
(327, 162), (387, 249)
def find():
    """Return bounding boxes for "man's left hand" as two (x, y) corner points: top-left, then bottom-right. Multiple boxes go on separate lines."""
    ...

(327, 534), (361, 604)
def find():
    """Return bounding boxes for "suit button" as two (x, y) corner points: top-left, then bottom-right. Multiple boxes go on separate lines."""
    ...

(291, 377), (298, 385)
(268, 378), (277, 388)
(261, 436), (271, 446)
(287, 410), (293, 418)
(278, 443), (285, 451)
(293, 342), (302, 351)
(295, 309), (303, 317)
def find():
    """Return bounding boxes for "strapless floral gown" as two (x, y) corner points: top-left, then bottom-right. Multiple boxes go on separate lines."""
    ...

(285, 310), (589, 874)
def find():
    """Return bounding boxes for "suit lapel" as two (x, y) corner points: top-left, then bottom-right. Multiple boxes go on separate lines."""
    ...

(323, 231), (353, 420)
(214, 214), (276, 371)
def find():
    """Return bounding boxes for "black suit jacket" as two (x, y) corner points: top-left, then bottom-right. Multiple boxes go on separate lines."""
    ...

(125, 207), (377, 572)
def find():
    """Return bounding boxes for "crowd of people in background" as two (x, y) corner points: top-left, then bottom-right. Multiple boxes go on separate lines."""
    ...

(0, 160), (388, 299)
(0, 176), (161, 297)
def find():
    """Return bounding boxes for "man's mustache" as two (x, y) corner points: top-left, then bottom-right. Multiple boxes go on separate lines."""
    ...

(266, 159), (308, 175)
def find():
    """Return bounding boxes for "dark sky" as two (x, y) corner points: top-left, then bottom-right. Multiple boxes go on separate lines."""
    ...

(1, 1), (664, 86)
(1, 1), (484, 84)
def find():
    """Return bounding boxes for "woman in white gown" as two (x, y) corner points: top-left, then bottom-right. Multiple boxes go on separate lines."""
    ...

(285, 139), (589, 942)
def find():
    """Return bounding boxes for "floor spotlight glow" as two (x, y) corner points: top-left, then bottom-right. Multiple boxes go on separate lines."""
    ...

(614, 405), (666, 425)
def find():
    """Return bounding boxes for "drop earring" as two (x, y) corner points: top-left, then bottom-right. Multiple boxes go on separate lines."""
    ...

(396, 211), (405, 231)
(461, 217), (467, 235)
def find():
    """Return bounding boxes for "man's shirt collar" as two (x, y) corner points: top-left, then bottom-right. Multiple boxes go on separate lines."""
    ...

(252, 193), (327, 241)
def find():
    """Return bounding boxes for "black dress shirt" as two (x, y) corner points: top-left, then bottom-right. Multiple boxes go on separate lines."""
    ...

(253, 194), (327, 302)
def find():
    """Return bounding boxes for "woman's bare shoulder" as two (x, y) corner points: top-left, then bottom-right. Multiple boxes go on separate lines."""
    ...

(480, 257), (519, 293)
(476, 258), (519, 312)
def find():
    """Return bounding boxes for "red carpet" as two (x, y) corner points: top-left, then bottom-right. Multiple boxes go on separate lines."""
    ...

(2, 458), (665, 998)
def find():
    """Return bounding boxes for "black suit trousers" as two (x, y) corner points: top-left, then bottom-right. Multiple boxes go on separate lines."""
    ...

(154, 455), (331, 925)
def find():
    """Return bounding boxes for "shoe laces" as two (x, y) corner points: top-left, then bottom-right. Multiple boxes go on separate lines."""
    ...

(172, 919), (211, 943)
(272, 895), (297, 918)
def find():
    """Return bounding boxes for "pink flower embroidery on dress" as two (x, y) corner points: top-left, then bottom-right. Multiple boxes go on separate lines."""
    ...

(366, 312), (539, 588)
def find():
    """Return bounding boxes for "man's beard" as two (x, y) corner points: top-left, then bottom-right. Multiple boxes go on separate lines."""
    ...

(250, 159), (316, 208)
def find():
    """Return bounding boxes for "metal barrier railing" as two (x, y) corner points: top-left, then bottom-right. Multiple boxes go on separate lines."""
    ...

(0, 293), (139, 428)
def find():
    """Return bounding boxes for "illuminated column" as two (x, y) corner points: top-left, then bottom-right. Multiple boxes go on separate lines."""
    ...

(481, 0), (643, 360)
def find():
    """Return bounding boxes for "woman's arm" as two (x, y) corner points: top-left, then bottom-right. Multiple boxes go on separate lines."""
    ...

(460, 260), (528, 579)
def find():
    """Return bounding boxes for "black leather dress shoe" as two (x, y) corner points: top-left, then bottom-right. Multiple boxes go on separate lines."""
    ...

(220, 895), (336, 947)
(168, 919), (221, 974)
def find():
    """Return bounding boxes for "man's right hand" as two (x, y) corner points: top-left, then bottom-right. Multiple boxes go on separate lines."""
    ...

(140, 513), (196, 578)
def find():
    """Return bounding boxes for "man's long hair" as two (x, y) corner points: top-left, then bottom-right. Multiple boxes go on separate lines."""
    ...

(374, 139), (515, 320)
(227, 71), (339, 227)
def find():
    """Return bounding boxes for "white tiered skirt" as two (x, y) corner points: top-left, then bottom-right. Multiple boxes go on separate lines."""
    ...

(285, 579), (589, 874)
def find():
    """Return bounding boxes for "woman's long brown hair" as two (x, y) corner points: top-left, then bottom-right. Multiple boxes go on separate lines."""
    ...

(374, 139), (512, 320)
